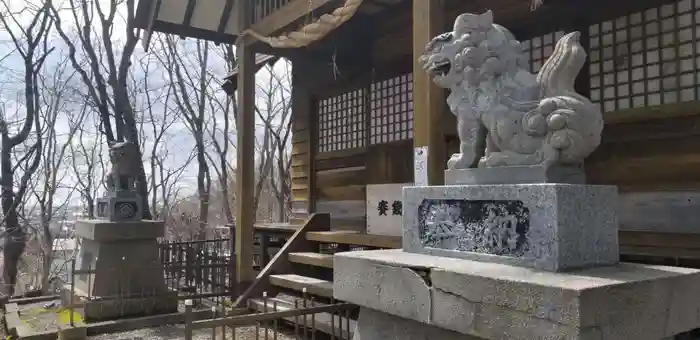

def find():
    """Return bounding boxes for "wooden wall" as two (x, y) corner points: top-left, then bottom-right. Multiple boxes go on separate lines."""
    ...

(315, 149), (366, 230)
(304, 51), (415, 230)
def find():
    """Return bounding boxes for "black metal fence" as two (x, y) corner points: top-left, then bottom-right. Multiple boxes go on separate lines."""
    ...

(159, 238), (237, 302)
(184, 292), (357, 340)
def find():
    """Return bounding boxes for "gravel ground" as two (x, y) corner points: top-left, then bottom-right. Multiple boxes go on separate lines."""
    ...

(88, 324), (297, 340)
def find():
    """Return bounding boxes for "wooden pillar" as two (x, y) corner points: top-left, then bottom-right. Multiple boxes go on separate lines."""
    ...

(290, 57), (314, 216)
(412, 0), (446, 185)
(235, 0), (255, 285)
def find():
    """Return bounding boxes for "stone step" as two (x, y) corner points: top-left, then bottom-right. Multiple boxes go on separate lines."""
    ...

(289, 252), (334, 268)
(306, 231), (401, 249)
(269, 274), (333, 298)
(248, 296), (354, 339)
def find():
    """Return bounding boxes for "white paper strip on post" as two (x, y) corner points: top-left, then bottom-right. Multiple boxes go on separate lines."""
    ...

(414, 146), (429, 186)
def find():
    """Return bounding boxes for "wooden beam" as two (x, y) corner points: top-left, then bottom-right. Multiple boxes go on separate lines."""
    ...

(235, 0), (256, 285)
(412, 0), (445, 185)
(217, 0), (235, 34)
(181, 0), (197, 30)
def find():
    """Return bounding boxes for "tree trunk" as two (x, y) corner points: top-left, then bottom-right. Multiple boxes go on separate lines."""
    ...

(86, 194), (95, 219)
(40, 244), (53, 294)
(1, 133), (26, 297)
(196, 144), (209, 240)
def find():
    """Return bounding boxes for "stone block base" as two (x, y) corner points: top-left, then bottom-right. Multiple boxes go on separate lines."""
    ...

(403, 183), (619, 271)
(58, 325), (87, 340)
(335, 250), (700, 340)
(61, 285), (178, 322)
(75, 219), (164, 241)
(72, 219), (170, 307)
(354, 307), (481, 340)
(444, 165), (585, 185)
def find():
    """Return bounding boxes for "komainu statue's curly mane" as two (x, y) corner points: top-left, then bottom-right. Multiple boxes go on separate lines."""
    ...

(419, 10), (603, 169)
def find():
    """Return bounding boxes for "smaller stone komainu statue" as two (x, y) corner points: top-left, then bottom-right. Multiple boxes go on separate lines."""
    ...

(104, 140), (140, 193)
(419, 10), (603, 170)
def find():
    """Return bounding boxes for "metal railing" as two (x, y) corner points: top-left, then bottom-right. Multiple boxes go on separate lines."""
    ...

(184, 291), (356, 340)
(159, 238), (237, 303)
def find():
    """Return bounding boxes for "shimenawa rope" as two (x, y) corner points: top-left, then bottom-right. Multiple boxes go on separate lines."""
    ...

(236, 0), (363, 48)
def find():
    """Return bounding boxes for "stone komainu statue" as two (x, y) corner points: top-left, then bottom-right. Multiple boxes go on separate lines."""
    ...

(97, 140), (143, 221)
(419, 10), (603, 170)
(105, 140), (139, 192)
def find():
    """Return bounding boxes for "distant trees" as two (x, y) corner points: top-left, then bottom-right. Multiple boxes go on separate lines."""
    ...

(50, 0), (152, 219)
(0, 1), (54, 296)
(0, 0), (294, 295)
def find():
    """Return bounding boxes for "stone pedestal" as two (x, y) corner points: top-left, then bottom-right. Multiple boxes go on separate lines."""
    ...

(337, 165), (700, 339)
(403, 183), (619, 272)
(95, 191), (143, 222)
(335, 250), (700, 340)
(61, 219), (177, 321)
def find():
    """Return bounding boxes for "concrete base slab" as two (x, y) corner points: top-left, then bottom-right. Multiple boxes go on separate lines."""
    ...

(3, 297), (218, 339)
(61, 285), (178, 322)
(353, 307), (481, 340)
(335, 250), (700, 340)
(58, 325), (87, 340)
(5, 304), (25, 337)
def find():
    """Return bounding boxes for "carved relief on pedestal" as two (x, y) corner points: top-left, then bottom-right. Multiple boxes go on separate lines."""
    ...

(418, 199), (531, 258)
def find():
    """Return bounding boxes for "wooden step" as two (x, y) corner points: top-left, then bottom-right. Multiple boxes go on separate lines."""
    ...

(289, 218), (307, 225)
(269, 274), (333, 298)
(254, 223), (302, 234)
(289, 252), (334, 268)
(306, 231), (401, 249)
(290, 209), (309, 223)
(248, 296), (354, 339)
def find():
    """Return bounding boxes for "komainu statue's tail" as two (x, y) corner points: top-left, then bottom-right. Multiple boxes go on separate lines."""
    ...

(536, 32), (586, 97)
(526, 32), (604, 165)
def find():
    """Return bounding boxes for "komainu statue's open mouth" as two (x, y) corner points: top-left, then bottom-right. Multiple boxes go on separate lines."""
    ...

(428, 60), (452, 76)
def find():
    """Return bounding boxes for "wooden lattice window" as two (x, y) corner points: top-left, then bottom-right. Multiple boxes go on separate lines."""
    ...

(369, 73), (414, 144)
(318, 90), (366, 153)
(521, 31), (566, 73)
(589, 0), (698, 112)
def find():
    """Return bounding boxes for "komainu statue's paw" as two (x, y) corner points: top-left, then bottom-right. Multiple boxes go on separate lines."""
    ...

(478, 155), (505, 167)
(447, 153), (471, 169)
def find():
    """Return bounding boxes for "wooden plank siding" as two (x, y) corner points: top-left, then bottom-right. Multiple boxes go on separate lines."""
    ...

(314, 151), (367, 231)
